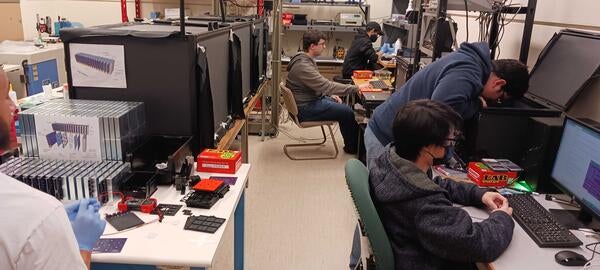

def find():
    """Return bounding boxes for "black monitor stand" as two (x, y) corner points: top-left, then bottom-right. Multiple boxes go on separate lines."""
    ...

(550, 208), (600, 231)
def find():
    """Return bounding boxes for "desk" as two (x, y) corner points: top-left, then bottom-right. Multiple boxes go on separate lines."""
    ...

(92, 164), (251, 270)
(351, 77), (393, 87)
(378, 58), (397, 69)
(464, 194), (599, 270)
(217, 80), (270, 162)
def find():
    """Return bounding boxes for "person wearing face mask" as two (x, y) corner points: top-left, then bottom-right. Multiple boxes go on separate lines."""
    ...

(365, 42), (529, 169)
(369, 100), (514, 270)
(342, 22), (383, 79)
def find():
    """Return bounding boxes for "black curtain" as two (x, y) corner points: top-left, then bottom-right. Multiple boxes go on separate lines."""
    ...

(228, 33), (245, 119)
(196, 46), (216, 152)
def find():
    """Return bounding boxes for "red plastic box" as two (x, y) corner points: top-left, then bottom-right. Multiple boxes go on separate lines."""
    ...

(353, 70), (373, 79)
(467, 162), (518, 188)
(196, 149), (242, 174)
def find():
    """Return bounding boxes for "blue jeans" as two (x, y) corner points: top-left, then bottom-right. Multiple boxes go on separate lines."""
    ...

(364, 125), (386, 170)
(297, 97), (359, 151)
(349, 125), (386, 269)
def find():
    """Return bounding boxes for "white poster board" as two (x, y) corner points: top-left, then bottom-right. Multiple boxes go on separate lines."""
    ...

(35, 114), (102, 161)
(69, 43), (127, 88)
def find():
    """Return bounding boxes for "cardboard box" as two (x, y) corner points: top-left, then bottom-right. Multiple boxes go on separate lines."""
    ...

(197, 149), (242, 174)
(353, 70), (373, 79)
(467, 162), (518, 188)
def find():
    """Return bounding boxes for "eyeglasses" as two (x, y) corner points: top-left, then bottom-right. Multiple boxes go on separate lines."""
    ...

(444, 133), (464, 147)
(444, 138), (458, 147)
(496, 89), (512, 104)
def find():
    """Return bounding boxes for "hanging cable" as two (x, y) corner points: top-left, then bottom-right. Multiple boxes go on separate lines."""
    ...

(464, 0), (469, 42)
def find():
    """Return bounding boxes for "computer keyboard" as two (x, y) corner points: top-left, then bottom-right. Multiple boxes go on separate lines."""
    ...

(369, 80), (391, 90)
(506, 194), (582, 248)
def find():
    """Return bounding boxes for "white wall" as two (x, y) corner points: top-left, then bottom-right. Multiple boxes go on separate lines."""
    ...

(19, 0), (213, 41)
(0, 2), (24, 41)
(449, 0), (600, 65)
(20, 0), (135, 40)
(365, 0), (392, 23)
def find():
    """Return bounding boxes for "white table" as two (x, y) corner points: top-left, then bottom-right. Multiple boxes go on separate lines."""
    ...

(464, 194), (600, 270)
(91, 164), (251, 270)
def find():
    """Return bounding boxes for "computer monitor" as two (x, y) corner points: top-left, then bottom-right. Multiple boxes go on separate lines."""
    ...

(550, 116), (600, 227)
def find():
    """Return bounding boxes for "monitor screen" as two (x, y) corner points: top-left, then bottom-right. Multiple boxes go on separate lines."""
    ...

(551, 118), (600, 216)
(527, 33), (600, 109)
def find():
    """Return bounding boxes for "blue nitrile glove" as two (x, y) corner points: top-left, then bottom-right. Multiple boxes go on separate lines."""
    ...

(65, 198), (101, 221)
(386, 44), (396, 54)
(70, 199), (106, 251)
(380, 43), (390, 53)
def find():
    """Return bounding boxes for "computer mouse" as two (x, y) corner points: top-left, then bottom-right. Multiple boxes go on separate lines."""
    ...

(555, 250), (588, 266)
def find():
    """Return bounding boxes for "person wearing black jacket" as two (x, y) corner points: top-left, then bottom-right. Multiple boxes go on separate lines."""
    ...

(370, 100), (514, 270)
(342, 22), (383, 79)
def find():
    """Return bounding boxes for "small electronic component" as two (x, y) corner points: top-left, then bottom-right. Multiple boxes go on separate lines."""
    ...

(481, 158), (510, 172)
(92, 238), (127, 253)
(151, 204), (182, 216)
(117, 197), (157, 213)
(193, 179), (224, 192)
(184, 215), (226, 233)
(496, 159), (524, 172)
(105, 211), (145, 231)
(184, 192), (220, 209)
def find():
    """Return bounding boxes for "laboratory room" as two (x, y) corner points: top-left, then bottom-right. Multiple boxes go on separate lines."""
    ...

(1, 0), (600, 269)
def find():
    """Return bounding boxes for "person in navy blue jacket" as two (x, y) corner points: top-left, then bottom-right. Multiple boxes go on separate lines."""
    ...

(364, 42), (529, 168)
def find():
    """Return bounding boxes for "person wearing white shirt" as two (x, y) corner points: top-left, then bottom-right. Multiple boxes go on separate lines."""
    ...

(0, 69), (106, 270)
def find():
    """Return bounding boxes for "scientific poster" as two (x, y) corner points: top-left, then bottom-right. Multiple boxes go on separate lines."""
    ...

(70, 43), (127, 88)
(35, 114), (102, 161)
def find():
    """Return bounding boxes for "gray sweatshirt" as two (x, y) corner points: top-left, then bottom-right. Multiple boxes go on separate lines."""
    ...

(370, 145), (514, 270)
(286, 52), (359, 107)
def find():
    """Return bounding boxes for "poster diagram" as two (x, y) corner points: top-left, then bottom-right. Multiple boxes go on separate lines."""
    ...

(35, 114), (102, 161)
(46, 123), (89, 152)
(70, 43), (127, 88)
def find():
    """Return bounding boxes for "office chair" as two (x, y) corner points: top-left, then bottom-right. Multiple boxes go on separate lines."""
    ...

(345, 159), (394, 270)
(279, 82), (339, 160)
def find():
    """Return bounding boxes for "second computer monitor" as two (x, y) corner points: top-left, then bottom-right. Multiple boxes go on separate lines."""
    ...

(551, 117), (600, 217)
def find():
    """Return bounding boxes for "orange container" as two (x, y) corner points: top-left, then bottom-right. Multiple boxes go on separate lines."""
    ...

(197, 149), (242, 174)
(467, 162), (518, 188)
(353, 70), (373, 79)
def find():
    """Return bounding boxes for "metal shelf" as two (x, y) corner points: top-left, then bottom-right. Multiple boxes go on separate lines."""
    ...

(283, 2), (370, 7)
(283, 25), (364, 33)
(282, 56), (344, 64)
(419, 46), (433, 57)
(383, 21), (411, 31)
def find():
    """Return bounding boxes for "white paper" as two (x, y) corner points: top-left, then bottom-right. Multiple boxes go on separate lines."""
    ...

(35, 114), (102, 161)
(70, 43), (127, 88)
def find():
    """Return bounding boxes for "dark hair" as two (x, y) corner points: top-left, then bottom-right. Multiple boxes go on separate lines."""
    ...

(392, 100), (462, 161)
(302, 30), (326, 52)
(492, 59), (529, 99)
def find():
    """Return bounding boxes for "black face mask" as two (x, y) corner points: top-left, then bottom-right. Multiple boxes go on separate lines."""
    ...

(425, 145), (455, 165)
(369, 34), (378, 43)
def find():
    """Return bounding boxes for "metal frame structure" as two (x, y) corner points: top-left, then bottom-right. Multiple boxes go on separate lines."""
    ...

(413, 0), (537, 71)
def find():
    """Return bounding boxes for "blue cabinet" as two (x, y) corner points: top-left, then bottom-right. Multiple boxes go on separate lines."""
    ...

(25, 59), (60, 95)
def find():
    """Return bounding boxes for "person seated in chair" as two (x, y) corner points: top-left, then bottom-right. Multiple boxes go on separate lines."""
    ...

(370, 99), (514, 270)
(286, 30), (370, 154)
(342, 21), (383, 79)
